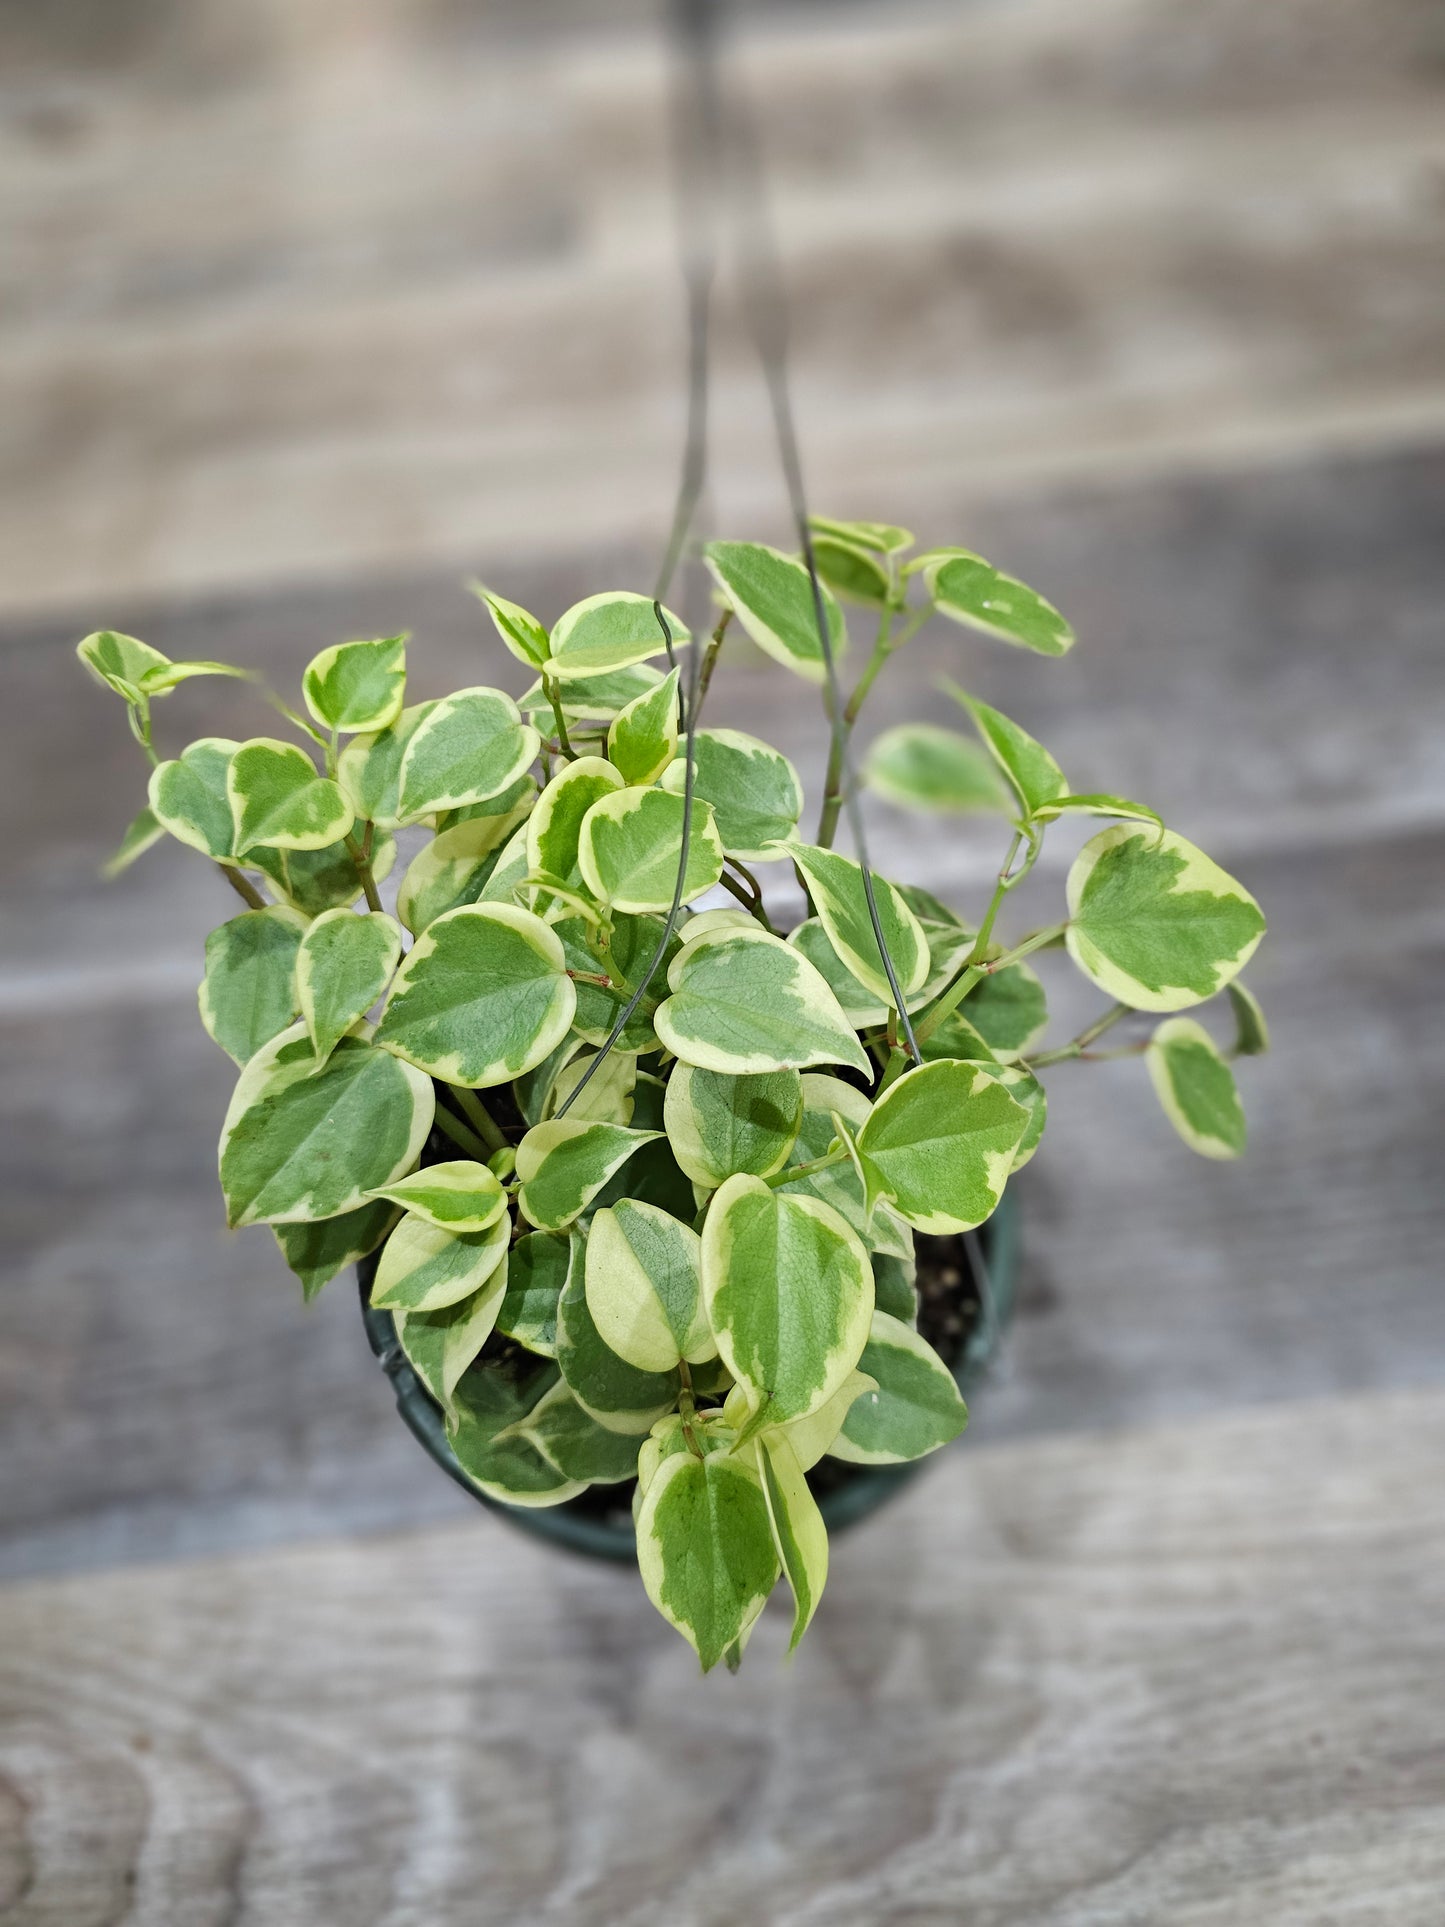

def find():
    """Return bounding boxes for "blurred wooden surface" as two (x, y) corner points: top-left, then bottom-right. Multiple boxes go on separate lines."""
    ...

(3, 0), (1445, 1919)
(5, 1388), (1445, 1925)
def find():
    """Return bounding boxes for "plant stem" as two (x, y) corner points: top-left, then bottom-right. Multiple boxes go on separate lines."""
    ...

(815, 602), (930, 847)
(220, 863), (266, 909)
(718, 867), (776, 932)
(1027, 1002), (1131, 1068)
(914, 922), (1067, 1044)
(433, 1105), (489, 1160)
(542, 671), (574, 759)
(344, 829), (383, 912)
(446, 1085), (508, 1155)
(677, 1361), (703, 1457)
(763, 1145), (849, 1188)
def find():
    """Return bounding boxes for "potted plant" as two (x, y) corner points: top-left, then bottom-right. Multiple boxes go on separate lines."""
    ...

(78, 520), (1266, 1671)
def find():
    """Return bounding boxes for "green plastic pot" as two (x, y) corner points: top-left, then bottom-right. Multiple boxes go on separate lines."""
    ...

(358, 1189), (1018, 1562)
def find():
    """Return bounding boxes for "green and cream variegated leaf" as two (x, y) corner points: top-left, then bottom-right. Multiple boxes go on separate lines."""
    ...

(219, 1025), (433, 1227)
(807, 532), (892, 608)
(273, 1198), (400, 1303)
(1146, 1016), (1247, 1159)
(917, 1007), (998, 1065)
(516, 1119), (662, 1232)
(922, 550), (1074, 658)
(148, 737), (241, 859)
(546, 1049), (636, 1125)
(855, 1059), (1028, 1235)
(104, 804), (167, 878)
(198, 906), (305, 1065)
(302, 635), (407, 734)
(470, 581), (550, 668)
(808, 516), (914, 555)
(607, 668), (680, 786)
(228, 739), (352, 856)
(367, 1159), (507, 1232)
(585, 1200), (712, 1372)
(555, 1236), (680, 1433)
(703, 541), (846, 687)
(134, 658), (251, 696)
(654, 927), (870, 1077)
(296, 909), (403, 1064)
(518, 1378), (642, 1484)
(788, 843), (930, 1007)
(871, 1248), (918, 1324)
(756, 1431), (828, 1652)
(477, 823), (532, 907)
(375, 903), (575, 1088)
(250, 831), (397, 916)
(519, 662), (665, 726)
(663, 1063), (803, 1188)
(336, 701), (436, 830)
(370, 1210), (510, 1313)
(548, 591), (688, 681)
(394, 1261), (508, 1415)
(497, 1230), (572, 1356)
(828, 1310), (968, 1465)
(447, 1358), (589, 1508)
(526, 756), (625, 916)
(945, 682), (1068, 819)
(636, 1450), (779, 1673)
(1066, 825), (1266, 1012)
(862, 724), (1010, 816)
(659, 728), (803, 862)
(395, 687), (539, 823)
(397, 806), (530, 934)
(78, 629), (170, 700)
(785, 918), (884, 1028)
(577, 786), (724, 915)
(1227, 980), (1270, 1057)
(701, 1175), (873, 1425)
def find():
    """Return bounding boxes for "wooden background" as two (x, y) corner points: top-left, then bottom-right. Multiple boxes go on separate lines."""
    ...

(3, 1), (1444, 1919)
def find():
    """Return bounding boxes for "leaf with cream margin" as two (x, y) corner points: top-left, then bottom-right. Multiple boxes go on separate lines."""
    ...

(394, 1260), (509, 1416)
(855, 1059), (1028, 1236)
(302, 635), (407, 734)
(1146, 1016), (1247, 1159)
(660, 728), (804, 862)
(863, 724), (1009, 816)
(585, 1200), (713, 1372)
(702, 1175), (873, 1426)
(555, 1236), (680, 1433)
(199, 906), (305, 1066)
(526, 756), (625, 916)
(470, 581), (550, 668)
(920, 549), (1074, 658)
(944, 683), (1068, 819)
(828, 1310), (968, 1464)
(272, 1198), (399, 1303)
(636, 1449), (779, 1672)
(366, 1160), (507, 1233)
(703, 541), (846, 687)
(548, 591), (688, 680)
(219, 1024), (433, 1228)
(396, 687), (539, 822)
(577, 787), (723, 915)
(1066, 826), (1265, 1013)
(654, 927), (869, 1077)
(608, 669), (680, 786)
(369, 1211), (510, 1313)
(663, 1063), (803, 1188)
(788, 843), (930, 1008)
(446, 1357), (589, 1509)
(396, 805), (531, 934)
(296, 909), (403, 1064)
(228, 739), (352, 856)
(148, 738), (241, 859)
(756, 1430), (828, 1651)
(515, 1119), (663, 1232)
(336, 701), (436, 830)
(375, 904), (575, 1088)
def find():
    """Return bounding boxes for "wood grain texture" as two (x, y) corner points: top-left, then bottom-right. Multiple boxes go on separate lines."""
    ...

(1, 0), (1442, 614)
(3, 1386), (1444, 1925)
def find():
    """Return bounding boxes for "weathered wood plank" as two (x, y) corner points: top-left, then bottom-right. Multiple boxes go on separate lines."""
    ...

(1, 1), (1442, 613)
(3, 1386), (1443, 1924)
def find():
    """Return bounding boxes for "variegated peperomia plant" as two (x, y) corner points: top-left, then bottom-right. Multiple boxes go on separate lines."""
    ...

(79, 519), (1267, 1670)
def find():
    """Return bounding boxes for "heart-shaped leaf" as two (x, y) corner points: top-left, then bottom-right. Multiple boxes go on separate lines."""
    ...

(654, 928), (869, 1077)
(228, 739), (352, 855)
(148, 738), (241, 859)
(1146, 1016), (1247, 1159)
(855, 1059), (1028, 1235)
(658, 728), (803, 861)
(636, 1450), (779, 1672)
(199, 906), (305, 1066)
(585, 1199), (712, 1373)
(296, 909), (403, 1064)
(302, 635), (408, 734)
(704, 541), (846, 686)
(548, 592), (688, 680)
(396, 687), (539, 822)
(578, 786), (724, 915)
(827, 1310), (968, 1464)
